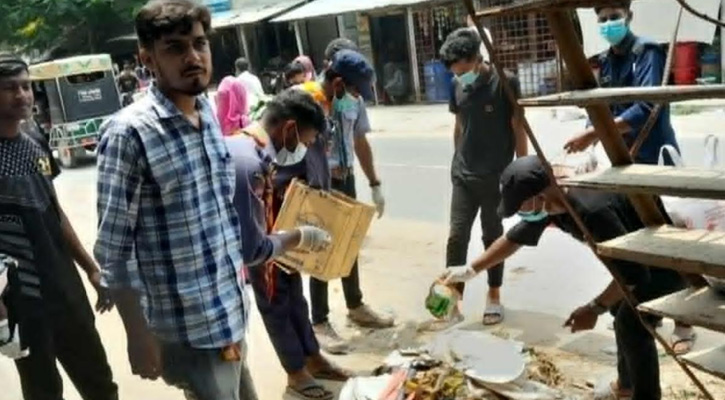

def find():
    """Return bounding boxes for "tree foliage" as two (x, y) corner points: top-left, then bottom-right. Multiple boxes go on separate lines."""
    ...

(0, 0), (146, 54)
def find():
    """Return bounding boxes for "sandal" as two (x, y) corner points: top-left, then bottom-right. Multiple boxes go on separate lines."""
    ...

(670, 327), (697, 356)
(286, 381), (333, 400)
(483, 303), (504, 326)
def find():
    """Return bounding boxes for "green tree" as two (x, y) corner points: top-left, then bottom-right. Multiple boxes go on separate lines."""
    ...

(1, 0), (145, 53)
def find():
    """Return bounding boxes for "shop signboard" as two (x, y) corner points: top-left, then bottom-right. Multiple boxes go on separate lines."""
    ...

(204, 0), (232, 14)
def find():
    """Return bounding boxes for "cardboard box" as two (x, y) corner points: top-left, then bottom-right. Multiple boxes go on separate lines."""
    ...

(273, 179), (376, 281)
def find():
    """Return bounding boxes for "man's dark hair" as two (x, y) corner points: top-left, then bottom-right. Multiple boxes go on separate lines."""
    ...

(440, 28), (482, 68)
(0, 54), (29, 79)
(284, 61), (307, 81)
(595, 0), (631, 13)
(266, 88), (326, 134)
(135, 0), (212, 49)
(235, 57), (249, 73)
(324, 38), (358, 61)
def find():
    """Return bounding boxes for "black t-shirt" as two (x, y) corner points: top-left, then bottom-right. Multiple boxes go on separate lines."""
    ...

(0, 130), (91, 322)
(449, 67), (520, 178)
(506, 189), (683, 297)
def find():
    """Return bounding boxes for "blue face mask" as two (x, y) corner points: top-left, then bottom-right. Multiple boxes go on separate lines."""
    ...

(518, 210), (549, 223)
(456, 70), (479, 87)
(599, 18), (629, 46)
(333, 92), (357, 113)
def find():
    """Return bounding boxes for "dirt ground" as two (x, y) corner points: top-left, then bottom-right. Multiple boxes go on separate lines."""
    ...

(2, 105), (725, 399)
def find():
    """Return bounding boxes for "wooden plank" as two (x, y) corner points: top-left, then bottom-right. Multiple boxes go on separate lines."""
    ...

(598, 226), (725, 279)
(476, 0), (638, 17)
(682, 346), (725, 381)
(638, 288), (725, 333)
(563, 165), (725, 200)
(545, 10), (666, 226)
(518, 85), (725, 107)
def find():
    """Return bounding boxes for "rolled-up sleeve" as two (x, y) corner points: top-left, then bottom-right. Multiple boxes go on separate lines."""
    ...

(353, 101), (371, 137)
(94, 121), (143, 291)
(617, 47), (664, 134)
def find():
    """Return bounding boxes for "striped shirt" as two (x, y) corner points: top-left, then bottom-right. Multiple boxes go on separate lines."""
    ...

(94, 86), (247, 348)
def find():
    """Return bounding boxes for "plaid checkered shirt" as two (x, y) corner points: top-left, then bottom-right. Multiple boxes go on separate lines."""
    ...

(94, 86), (247, 348)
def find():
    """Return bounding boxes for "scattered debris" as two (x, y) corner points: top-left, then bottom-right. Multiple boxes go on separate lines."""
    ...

(525, 348), (565, 388)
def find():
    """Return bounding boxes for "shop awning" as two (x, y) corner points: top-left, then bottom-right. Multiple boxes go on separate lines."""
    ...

(214, 0), (306, 28)
(271, 0), (436, 22)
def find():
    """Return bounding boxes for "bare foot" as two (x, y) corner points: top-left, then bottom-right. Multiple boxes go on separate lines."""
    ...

(305, 354), (352, 382)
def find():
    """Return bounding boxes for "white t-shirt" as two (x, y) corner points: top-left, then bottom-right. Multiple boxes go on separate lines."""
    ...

(237, 71), (265, 112)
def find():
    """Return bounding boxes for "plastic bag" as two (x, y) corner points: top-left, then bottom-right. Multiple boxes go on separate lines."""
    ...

(659, 136), (725, 231)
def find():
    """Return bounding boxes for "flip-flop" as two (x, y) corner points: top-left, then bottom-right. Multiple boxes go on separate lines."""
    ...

(483, 303), (504, 326)
(670, 329), (697, 356)
(286, 381), (333, 400)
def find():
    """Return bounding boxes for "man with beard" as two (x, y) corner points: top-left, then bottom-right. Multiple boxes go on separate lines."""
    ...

(0, 54), (117, 400)
(95, 1), (250, 399)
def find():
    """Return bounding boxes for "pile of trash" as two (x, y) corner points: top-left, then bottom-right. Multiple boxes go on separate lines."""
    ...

(340, 329), (580, 400)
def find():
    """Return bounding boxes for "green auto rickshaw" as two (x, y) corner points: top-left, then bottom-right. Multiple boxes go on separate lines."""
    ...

(29, 54), (121, 168)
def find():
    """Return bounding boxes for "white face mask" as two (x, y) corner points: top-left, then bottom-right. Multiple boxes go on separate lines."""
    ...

(275, 125), (308, 166)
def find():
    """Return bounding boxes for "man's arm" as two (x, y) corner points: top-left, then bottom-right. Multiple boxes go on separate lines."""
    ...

(512, 112), (528, 158)
(94, 124), (162, 379)
(353, 136), (379, 184)
(471, 236), (522, 273)
(59, 208), (113, 312)
(352, 101), (380, 185)
(565, 48), (662, 154)
(453, 114), (462, 150)
(60, 208), (97, 275)
(564, 117), (633, 153)
(507, 75), (528, 158)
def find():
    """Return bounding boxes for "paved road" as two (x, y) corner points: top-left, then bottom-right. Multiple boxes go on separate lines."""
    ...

(2, 105), (724, 399)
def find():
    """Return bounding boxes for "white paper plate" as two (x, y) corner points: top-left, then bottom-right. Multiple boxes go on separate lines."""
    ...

(438, 330), (525, 384)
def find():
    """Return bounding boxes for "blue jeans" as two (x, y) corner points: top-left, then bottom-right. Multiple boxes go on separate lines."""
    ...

(161, 341), (258, 400)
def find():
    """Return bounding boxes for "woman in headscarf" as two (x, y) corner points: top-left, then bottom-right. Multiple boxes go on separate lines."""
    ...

(216, 76), (251, 136)
(293, 55), (316, 82)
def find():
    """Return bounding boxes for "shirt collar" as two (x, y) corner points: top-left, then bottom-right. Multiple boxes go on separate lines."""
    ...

(609, 32), (637, 57)
(148, 84), (206, 120)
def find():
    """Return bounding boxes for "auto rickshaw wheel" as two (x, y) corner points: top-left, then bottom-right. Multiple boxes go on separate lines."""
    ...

(58, 146), (84, 169)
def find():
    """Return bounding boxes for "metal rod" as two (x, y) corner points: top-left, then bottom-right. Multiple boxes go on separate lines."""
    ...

(629, 6), (684, 157)
(462, 1), (715, 398)
(675, 0), (725, 28)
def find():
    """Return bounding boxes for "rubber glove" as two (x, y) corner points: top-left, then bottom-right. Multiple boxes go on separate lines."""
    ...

(372, 185), (385, 218)
(442, 265), (477, 284)
(297, 226), (332, 252)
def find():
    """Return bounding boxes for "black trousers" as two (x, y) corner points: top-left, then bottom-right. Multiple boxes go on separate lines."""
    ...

(309, 175), (364, 325)
(613, 270), (685, 400)
(446, 173), (504, 293)
(14, 309), (118, 400)
(249, 265), (320, 373)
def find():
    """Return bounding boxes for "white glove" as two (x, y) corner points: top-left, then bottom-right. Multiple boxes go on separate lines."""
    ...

(371, 185), (385, 218)
(0, 320), (29, 360)
(441, 265), (478, 284)
(297, 226), (332, 252)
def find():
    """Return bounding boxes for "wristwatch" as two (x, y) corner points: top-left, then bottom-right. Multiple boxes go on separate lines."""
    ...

(588, 299), (608, 315)
(369, 180), (381, 188)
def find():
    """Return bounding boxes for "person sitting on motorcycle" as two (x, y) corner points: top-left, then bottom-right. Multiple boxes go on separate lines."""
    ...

(117, 62), (140, 106)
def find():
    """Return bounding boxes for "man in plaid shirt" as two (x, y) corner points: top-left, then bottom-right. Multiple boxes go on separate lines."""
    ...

(94, 1), (250, 399)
